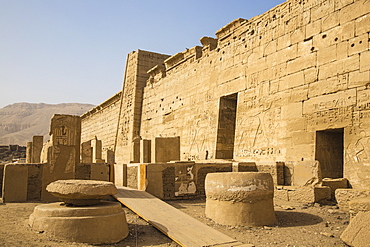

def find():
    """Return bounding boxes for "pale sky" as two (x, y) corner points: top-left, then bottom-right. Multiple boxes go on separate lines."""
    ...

(0, 0), (284, 108)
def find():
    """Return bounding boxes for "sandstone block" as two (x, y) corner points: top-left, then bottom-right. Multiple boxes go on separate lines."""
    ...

(349, 70), (370, 88)
(287, 186), (331, 203)
(81, 140), (92, 163)
(205, 172), (276, 227)
(151, 136), (180, 163)
(355, 13), (370, 36)
(293, 161), (321, 186)
(317, 45), (337, 65)
(348, 33), (369, 56)
(29, 201), (128, 244)
(360, 50), (370, 72)
(46, 180), (118, 206)
(322, 178), (348, 199)
(32, 136), (43, 163)
(340, 211), (370, 247)
(349, 196), (370, 218)
(140, 139), (151, 163)
(2, 164), (28, 202)
(114, 164), (127, 187)
(26, 142), (33, 163)
(335, 189), (370, 210)
(90, 163), (110, 181)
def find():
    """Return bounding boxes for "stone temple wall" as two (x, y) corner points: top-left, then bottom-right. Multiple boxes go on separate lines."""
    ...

(81, 50), (170, 163)
(81, 0), (370, 190)
(81, 92), (122, 153)
(139, 0), (370, 189)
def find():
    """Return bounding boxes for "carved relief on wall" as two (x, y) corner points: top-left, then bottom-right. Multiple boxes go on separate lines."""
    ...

(346, 128), (370, 164)
(235, 107), (281, 158)
(345, 126), (370, 188)
(186, 110), (216, 160)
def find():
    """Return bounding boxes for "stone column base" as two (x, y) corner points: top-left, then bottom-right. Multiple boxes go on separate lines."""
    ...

(206, 198), (276, 226)
(29, 201), (128, 244)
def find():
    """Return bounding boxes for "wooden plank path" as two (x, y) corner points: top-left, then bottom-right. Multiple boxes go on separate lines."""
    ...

(114, 186), (253, 247)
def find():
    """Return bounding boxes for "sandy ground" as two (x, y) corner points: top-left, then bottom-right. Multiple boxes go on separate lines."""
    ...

(0, 198), (350, 247)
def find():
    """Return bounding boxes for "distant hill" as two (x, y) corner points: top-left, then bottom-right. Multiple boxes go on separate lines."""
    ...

(0, 103), (95, 145)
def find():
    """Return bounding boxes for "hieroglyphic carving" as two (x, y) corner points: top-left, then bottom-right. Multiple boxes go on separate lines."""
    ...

(306, 106), (354, 127)
(357, 89), (370, 111)
(303, 89), (356, 115)
(303, 90), (356, 129)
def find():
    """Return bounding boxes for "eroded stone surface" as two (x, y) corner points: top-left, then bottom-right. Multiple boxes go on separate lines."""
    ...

(46, 179), (118, 205)
(29, 201), (128, 244)
(349, 196), (370, 218)
(341, 211), (370, 247)
(205, 172), (276, 226)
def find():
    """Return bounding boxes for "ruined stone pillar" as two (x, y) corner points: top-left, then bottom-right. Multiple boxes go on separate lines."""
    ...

(91, 138), (104, 163)
(140, 139), (151, 163)
(205, 172), (276, 226)
(41, 114), (81, 202)
(81, 140), (92, 163)
(32, 136), (43, 163)
(26, 142), (33, 163)
(105, 150), (115, 164)
(131, 137), (140, 163)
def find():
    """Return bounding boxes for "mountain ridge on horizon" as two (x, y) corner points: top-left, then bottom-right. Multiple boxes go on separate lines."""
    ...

(0, 102), (95, 146)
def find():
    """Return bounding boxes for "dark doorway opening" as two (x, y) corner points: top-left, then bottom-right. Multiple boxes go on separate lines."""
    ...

(215, 93), (238, 159)
(315, 128), (344, 179)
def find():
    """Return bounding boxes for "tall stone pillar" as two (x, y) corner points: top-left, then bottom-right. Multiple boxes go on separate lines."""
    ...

(26, 142), (33, 163)
(41, 114), (81, 202)
(81, 140), (92, 163)
(91, 137), (104, 163)
(140, 139), (151, 163)
(32, 136), (44, 163)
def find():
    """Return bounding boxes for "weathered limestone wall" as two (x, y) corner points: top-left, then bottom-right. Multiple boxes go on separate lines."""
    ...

(139, 0), (370, 189)
(81, 50), (170, 164)
(81, 92), (122, 155)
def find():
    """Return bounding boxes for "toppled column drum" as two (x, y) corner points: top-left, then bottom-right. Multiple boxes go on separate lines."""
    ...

(205, 172), (276, 226)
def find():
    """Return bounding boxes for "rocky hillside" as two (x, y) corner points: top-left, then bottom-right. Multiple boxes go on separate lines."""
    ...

(0, 103), (95, 145)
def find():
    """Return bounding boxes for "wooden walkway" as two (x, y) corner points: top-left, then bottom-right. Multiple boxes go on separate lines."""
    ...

(114, 186), (253, 247)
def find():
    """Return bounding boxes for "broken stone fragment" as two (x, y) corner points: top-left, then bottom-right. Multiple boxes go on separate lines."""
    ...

(341, 211), (370, 247)
(46, 179), (118, 206)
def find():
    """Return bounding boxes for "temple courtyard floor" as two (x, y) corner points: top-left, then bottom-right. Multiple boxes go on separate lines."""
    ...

(0, 198), (349, 247)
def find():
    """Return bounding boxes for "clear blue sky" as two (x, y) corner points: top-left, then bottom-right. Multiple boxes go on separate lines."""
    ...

(0, 0), (284, 108)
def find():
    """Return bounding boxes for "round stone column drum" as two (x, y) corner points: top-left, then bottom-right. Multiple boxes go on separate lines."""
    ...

(205, 172), (276, 227)
(29, 201), (129, 244)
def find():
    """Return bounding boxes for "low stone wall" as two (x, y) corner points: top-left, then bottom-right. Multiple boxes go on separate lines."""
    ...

(125, 162), (233, 200)
(1, 163), (112, 203)
(2, 163), (43, 202)
(76, 163), (110, 181)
